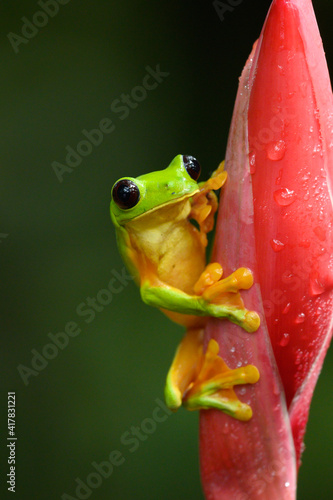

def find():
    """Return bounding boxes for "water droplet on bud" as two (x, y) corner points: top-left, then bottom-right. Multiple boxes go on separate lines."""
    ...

(279, 333), (290, 347)
(270, 239), (285, 252)
(249, 152), (256, 174)
(267, 140), (286, 161)
(274, 188), (297, 206)
(309, 276), (325, 296)
(282, 302), (291, 314)
(275, 169), (283, 185)
(295, 313), (306, 324)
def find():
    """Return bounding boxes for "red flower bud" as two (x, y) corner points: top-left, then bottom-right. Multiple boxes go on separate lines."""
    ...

(200, 1), (333, 498)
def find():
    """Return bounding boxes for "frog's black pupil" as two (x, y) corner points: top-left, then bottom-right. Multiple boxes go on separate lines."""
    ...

(112, 180), (140, 209)
(182, 155), (201, 181)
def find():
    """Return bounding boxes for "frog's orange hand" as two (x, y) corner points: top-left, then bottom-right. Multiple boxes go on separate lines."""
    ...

(194, 263), (260, 333)
(190, 161), (227, 246)
(165, 331), (259, 420)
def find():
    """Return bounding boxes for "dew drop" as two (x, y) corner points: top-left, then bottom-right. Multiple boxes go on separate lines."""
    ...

(270, 239), (285, 252)
(267, 140), (286, 161)
(302, 171), (311, 182)
(309, 275), (325, 296)
(278, 65), (285, 76)
(295, 313), (306, 324)
(279, 333), (290, 347)
(295, 349), (302, 364)
(274, 188), (297, 206)
(275, 169), (283, 185)
(249, 151), (256, 174)
(230, 346), (236, 353)
(285, 482), (290, 488)
(282, 302), (291, 314)
(315, 306), (322, 317)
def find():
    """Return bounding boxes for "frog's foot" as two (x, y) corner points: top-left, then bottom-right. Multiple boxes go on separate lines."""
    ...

(194, 263), (260, 332)
(190, 162), (227, 246)
(183, 339), (259, 421)
(198, 160), (227, 195)
(165, 330), (259, 421)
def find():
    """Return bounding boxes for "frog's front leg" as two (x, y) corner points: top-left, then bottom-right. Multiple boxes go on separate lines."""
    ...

(140, 269), (260, 333)
(165, 327), (259, 420)
(193, 263), (260, 330)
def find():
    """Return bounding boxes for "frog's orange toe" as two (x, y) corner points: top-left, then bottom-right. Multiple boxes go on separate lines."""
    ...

(194, 263), (223, 295)
(165, 335), (260, 421)
(183, 339), (260, 421)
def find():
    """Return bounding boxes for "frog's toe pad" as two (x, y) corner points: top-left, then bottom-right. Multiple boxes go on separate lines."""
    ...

(194, 263), (223, 295)
(242, 311), (261, 332)
(164, 382), (182, 412)
(202, 267), (254, 300)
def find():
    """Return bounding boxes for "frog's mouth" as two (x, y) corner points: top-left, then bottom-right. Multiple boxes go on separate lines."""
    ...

(123, 190), (200, 232)
(131, 189), (200, 221)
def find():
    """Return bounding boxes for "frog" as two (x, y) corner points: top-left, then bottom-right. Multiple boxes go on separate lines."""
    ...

(110, 154), (260, 421)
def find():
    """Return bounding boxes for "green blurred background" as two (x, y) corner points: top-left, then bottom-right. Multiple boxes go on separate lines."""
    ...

(1, 1), (333, 499)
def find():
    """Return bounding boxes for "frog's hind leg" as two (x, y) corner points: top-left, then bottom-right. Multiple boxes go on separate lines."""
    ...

(183, 338), (259, 421)
(165, 328), (204, 411)
(165, 328), (259, 421)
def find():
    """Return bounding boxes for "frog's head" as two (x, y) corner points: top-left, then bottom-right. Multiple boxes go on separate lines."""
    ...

(110, 155), (201, 227)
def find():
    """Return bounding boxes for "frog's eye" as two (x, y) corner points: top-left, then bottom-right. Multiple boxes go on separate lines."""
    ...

(112, 179), (140, 209)
(182, 155), (201, 181)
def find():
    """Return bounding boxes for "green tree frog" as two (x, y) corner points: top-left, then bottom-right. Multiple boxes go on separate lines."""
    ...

(110, 155), (260, 420)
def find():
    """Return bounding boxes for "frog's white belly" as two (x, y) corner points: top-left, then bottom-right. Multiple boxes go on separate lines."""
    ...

(126, 199), (206, 294)
(130, 221), (204, 294)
